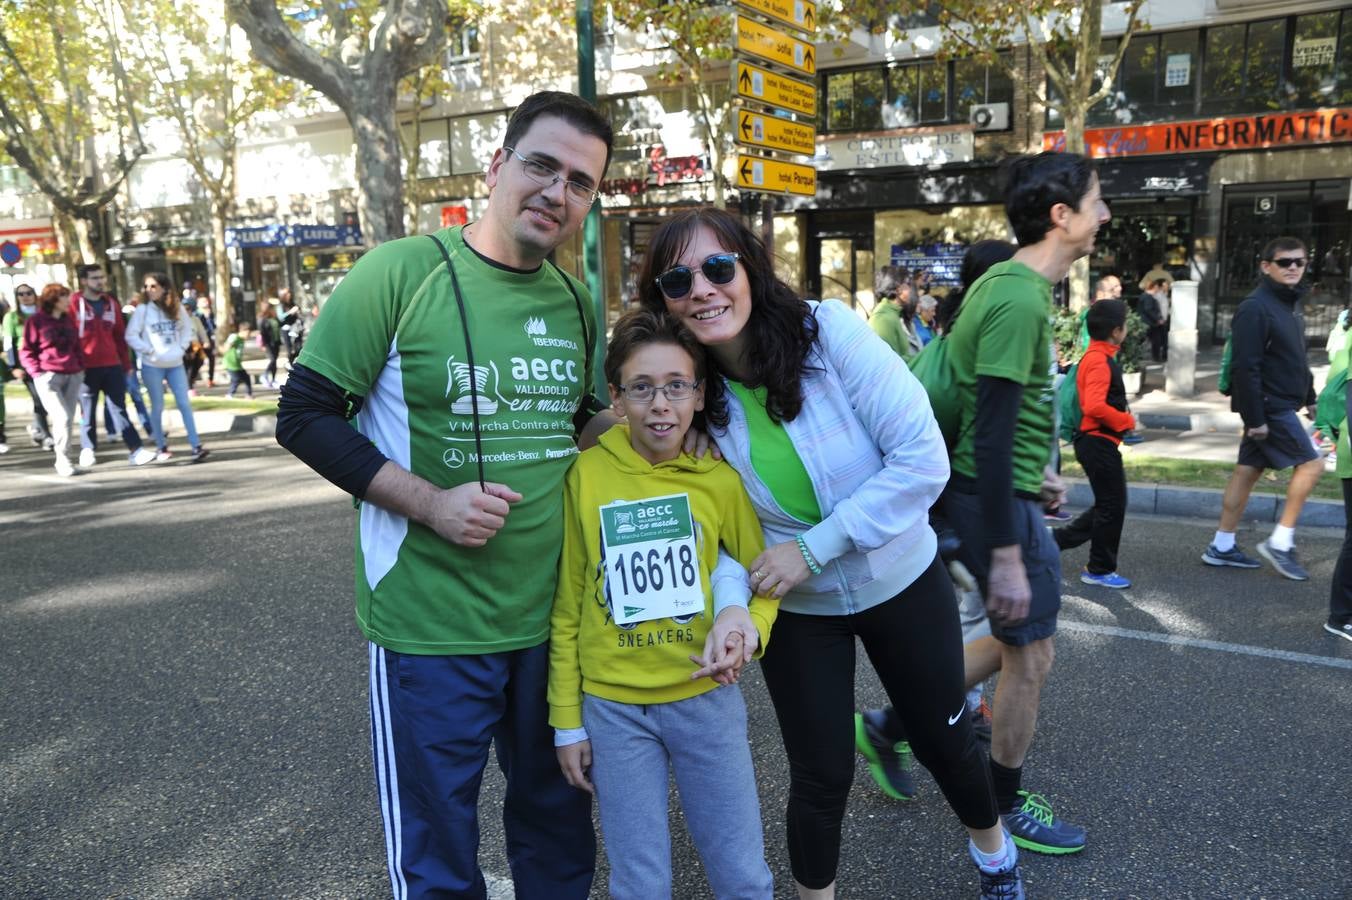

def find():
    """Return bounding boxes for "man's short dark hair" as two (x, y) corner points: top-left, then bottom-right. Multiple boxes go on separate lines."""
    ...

(76, 264), (102, 282)
(502, 91), (615, 175)
(1261, 236), (1307, 261)
(1003, 152), (1099, 247)
(1087, 299), (1127, 340)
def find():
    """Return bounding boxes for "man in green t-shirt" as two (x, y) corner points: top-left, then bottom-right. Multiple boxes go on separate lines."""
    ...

(869, 265), (918, 360)
(276, 91), (615, 899)
(941, 151), (1110, 857)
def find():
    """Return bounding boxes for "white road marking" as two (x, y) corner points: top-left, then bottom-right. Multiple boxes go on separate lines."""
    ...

(1061, 620), (1352, 670)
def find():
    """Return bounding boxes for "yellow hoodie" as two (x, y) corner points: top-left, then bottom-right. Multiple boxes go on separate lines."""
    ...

(548, 425), (776, 729)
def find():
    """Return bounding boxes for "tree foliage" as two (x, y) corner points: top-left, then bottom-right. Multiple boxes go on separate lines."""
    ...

(0, 0), (147, 268)
(227, 0), (464, 246)
(117, 0), (298, 329)
(863, 0), (1147, 152)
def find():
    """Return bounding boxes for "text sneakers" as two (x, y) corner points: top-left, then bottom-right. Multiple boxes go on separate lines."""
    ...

(978, 865), (1025, 900)
(853, 710), (916, 801)
(1201, 544), (1262, 568)
(1002, 791), (1086, 855)
(1080, 570), (1131, 589)
(1257, 540), (1309, 581)
(1323, 621), (1352, 642)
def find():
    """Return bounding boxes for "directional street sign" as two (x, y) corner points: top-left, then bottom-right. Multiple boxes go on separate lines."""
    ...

(737, 15), (816, 76)
(737, 0), (816, 34)
(735, 110), (816, 156)
(734, 60), (817, 118)
(736, 153), (817, 196)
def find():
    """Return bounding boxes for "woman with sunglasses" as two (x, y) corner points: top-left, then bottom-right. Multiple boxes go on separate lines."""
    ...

(639, 208), (1021, 900)
(125, 272), (209, 462)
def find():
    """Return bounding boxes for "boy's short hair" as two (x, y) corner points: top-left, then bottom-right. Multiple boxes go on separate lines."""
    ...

(604, 308), (706, 389)
(1261, 236), (1306, 261)
(1086, 299), (1127, 340)
(76, 263), (102, 282)
(1003, 152), (1098, 247)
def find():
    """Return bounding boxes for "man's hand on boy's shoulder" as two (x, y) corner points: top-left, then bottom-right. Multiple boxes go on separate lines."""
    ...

(681, 425), (722, 460)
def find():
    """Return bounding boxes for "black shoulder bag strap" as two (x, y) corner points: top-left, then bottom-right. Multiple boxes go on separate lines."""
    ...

(428, 233), (489, 492)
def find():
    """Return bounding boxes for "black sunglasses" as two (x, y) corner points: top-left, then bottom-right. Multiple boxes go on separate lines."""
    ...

(655, 253), (741, 300)
(1267, 257), (1307, 269)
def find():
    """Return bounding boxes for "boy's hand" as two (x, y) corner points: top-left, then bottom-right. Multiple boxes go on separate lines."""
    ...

(681, 426), (723, 461)
(690, 606), (758, 683)
(556, 740), (594, 794)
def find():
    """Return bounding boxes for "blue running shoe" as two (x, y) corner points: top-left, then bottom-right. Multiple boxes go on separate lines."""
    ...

(1080, 570), (1131, 589)
(854, 710), (915, 801)
(1002, 791), (1086, 855)
(1201, 543), (1262, 568)
(978, 865), (1025, 900)
(1257, 540), (1309, 581)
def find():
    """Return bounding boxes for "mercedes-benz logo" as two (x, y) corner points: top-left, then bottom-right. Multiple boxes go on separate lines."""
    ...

(443, 448), (466, 469)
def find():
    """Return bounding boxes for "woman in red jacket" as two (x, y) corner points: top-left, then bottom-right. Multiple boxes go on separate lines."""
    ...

(19, 283), (85, 476)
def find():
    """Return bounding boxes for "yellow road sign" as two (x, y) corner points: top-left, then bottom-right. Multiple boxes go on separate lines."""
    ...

(735, 110), (817, 156)
(737, 0), (817, 34)
(734, 61), (817, 118)
(737, 15), (816, 76)
(735, 154), (817, 196)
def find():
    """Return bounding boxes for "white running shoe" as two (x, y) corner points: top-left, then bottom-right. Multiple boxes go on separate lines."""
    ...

(130, 447), (156, 466)
(55, 457), (76, 476)
(78, 448), (96, 467)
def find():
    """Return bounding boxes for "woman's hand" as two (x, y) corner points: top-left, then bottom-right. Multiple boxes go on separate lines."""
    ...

(748, 541), (812, 598)
(681, 425), (722, 460)
(689, 606), (758, 684)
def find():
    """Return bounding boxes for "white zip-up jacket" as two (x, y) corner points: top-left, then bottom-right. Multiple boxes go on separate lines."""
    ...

(126, 302), (192, 368)
(712, 299), (949, 616)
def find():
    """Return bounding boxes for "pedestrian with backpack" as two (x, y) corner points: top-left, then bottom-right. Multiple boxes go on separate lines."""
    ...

(1051, 300), (1136, 588)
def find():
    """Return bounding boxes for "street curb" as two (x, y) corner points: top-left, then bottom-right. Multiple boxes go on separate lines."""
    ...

(1064, 479), (1344, 527)
(1136, 410), (1244, 432)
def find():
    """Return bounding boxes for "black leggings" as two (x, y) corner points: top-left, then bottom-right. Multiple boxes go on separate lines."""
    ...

(759, 554), (997, 889)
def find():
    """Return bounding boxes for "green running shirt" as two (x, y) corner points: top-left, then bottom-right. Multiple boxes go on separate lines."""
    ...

(298, 226), (597, 654)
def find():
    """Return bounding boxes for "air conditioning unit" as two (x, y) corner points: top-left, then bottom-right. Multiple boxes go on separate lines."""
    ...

(970, 102), (1010, 132)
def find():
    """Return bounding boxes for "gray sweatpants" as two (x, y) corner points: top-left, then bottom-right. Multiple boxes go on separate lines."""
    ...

(32, 371), (83, 464)
(583, 687), (773, 900)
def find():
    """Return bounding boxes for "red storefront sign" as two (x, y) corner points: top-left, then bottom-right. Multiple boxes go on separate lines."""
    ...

(1044, 107), (1352, 158)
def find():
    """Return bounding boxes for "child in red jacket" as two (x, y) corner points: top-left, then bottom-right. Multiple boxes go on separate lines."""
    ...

(1053, 300), (1136, 588)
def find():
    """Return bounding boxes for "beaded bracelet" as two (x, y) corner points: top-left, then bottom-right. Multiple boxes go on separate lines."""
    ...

(796, 535), (823, 576)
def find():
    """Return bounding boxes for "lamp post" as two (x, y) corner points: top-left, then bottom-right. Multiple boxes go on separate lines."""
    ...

(576, 0), (606, 396)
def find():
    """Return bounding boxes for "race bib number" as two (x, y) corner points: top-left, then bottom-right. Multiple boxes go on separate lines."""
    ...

(600, 493), (703, 625)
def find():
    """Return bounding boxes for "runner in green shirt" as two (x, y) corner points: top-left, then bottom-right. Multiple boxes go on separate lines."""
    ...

(275, 91), (616, 899)
(942, 151), (1110, 857)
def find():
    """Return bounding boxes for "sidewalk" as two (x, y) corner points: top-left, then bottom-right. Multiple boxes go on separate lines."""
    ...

(1060, 346), (1343, 527)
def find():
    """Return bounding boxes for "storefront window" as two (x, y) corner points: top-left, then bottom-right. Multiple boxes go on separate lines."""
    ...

(1291, 12), (1341, 107)
(1159, 30), (1199, 112)
(1201, 19), (1284, 116)
(825, 55), (1004, 133)
(952, 55), (1012, 123)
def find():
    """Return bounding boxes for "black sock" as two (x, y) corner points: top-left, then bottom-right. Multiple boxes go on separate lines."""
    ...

(990, 759), (1023, 812)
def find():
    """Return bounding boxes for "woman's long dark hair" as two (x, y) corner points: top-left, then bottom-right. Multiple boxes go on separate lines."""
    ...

(637, 208), (818, 425)
(142, 270), (181, 320)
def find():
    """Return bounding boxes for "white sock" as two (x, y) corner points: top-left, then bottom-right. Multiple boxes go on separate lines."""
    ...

(1270, 524), (1295, 552)
(969, 833), (1017, 873)
(1213, 531), (1236, 552)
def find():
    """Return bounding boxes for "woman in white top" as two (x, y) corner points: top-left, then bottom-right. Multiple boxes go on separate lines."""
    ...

(638, 208), (1021, 900)
(125, 272), (208, 462)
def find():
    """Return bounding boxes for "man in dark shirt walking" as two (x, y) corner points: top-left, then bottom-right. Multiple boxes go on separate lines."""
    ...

(1203, 237), (1321, 580)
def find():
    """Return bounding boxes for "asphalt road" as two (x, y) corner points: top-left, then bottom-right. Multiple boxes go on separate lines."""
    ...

(3, 430), (1350, 899)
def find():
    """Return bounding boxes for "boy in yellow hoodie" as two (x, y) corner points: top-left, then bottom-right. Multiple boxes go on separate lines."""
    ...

(548, 308), (778, 900)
